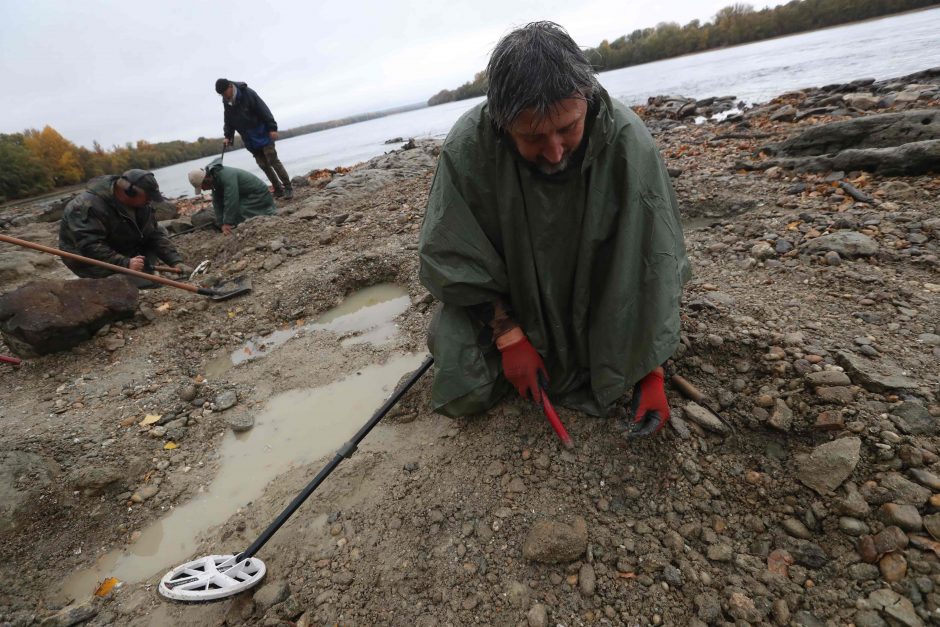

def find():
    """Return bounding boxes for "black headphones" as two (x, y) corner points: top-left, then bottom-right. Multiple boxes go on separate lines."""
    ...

(120, 170), (149, 198)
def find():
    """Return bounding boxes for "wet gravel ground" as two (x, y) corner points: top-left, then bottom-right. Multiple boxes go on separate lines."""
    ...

(0, 76), (938, 626)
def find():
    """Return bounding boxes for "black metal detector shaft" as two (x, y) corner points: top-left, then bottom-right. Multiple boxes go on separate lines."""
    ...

(234, 355), (434, 561)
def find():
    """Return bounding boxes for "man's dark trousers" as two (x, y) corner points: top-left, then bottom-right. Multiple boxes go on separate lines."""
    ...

(252, 144), (290, 194)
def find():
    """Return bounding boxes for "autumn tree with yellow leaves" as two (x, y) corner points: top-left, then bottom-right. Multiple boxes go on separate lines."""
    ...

(23, 126), (85, 186)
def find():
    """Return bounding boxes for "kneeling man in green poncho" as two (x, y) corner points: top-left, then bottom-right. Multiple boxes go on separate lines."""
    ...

(418, 22), (691, 435)
(188, 158), (276, 235)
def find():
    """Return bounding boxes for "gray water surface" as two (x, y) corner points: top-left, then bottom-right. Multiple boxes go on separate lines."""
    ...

(154, 8), (940, 198)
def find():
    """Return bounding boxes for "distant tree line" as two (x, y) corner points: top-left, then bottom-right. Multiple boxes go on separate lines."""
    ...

(0, 103), (425, 203)
(426, 0), (939, 106)
(0, 128), (225, 203)
(428, 72), (487, 107)
(282, 102), (425, 138)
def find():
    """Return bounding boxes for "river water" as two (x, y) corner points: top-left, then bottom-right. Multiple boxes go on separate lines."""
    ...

(153, 8), (940, 198)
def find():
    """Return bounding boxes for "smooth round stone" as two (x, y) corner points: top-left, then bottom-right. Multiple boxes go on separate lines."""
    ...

(782, 517), (813, 539)
(839, 517), (871, 537)
(923, 513), (940, 540)
(879, 552), (908, 583)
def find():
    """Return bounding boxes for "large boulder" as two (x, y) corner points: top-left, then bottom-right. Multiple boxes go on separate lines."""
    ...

(750, 140), (940, 176)
(0, 276), (138, 356)
(764, 109), (940, 156)
(190, 208), (216, 229)
(152, 200), (180, 221)
(746, 109), (940, 176)
(159, 217), (194, 235)
(36, 194), (76, 223)
(802, 232), (878, 258)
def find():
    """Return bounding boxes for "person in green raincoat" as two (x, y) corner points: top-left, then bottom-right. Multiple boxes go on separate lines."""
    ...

(188, 158), (276, 235)
(418, 22), (691, 436)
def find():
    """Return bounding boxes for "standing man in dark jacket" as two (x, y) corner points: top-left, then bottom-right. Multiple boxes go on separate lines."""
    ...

(215, 78), (293, 199)
(58, 169), (188, 286)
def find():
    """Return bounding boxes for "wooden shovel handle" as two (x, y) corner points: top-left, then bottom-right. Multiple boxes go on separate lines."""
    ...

(670, 374), (705, 403)
(0, 233), (201, 294)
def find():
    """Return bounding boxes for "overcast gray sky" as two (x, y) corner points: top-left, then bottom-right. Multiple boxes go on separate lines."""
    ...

(0, 0), (771, 149)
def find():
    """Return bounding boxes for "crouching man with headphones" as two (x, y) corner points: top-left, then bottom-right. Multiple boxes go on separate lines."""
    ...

(59, 169), (191, 287)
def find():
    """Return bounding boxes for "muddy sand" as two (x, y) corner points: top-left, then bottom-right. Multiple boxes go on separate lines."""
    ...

(0, 76), (939, 627)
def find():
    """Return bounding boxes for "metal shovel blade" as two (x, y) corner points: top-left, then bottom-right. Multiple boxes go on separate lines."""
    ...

(204, 276), (251, 301)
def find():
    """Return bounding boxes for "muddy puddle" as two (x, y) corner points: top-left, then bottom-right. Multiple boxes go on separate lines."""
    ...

(58, 351), (427, 602)
(206, 283), (410, 378)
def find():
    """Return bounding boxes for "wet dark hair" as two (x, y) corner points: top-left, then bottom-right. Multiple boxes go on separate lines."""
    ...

(486, 21), (599, 131)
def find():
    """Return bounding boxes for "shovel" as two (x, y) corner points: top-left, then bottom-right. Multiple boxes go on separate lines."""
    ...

(0, 234), (251, 301)
(150, 260), (210, 282)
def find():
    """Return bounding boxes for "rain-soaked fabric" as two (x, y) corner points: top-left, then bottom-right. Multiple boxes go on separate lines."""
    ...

(205, 158), (276, 227)
(59, 175), (182, 274)
(419, 89), (690, 417)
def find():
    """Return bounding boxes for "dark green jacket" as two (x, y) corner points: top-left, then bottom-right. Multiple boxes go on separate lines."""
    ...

(206, 158), (276, 227)
(59, 175), (182, 274)
(419, 89), (691, 416)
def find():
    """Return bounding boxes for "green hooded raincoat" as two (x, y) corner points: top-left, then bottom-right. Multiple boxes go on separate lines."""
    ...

(418, 89), (691, 417)
(205, 158), (276, 227)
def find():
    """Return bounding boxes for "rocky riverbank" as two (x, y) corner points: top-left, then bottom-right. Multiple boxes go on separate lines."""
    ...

(0, 68), (938, 627)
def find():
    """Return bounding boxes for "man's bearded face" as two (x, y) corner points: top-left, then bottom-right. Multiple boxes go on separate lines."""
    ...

(507, 98), (588, 175)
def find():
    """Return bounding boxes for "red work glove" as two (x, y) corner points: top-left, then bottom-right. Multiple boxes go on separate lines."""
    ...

(497, 328), (547, 403)
(627, 367), (670, 437)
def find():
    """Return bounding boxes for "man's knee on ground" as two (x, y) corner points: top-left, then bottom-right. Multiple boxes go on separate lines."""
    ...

(432, 379), (509, 418)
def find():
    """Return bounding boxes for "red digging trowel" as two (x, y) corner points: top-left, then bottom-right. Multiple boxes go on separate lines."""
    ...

(1, 355), (21, 366)
(538, 373), (574, 449)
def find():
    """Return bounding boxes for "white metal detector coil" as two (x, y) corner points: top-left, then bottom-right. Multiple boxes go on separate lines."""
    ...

(157, 357), (434, 604)
(158, 554), (265, 602)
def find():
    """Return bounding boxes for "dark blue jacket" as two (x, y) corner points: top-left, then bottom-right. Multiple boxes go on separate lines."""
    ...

(222, 82), (278, 151)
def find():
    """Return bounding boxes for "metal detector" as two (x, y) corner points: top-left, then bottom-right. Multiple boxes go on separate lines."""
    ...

(158, 356), (434, 602)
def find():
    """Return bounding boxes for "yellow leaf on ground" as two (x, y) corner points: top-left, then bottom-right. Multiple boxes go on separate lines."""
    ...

(94, 577), (120, 597)
(164, 442), (178, 450)
(139, 414), (161, 426)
